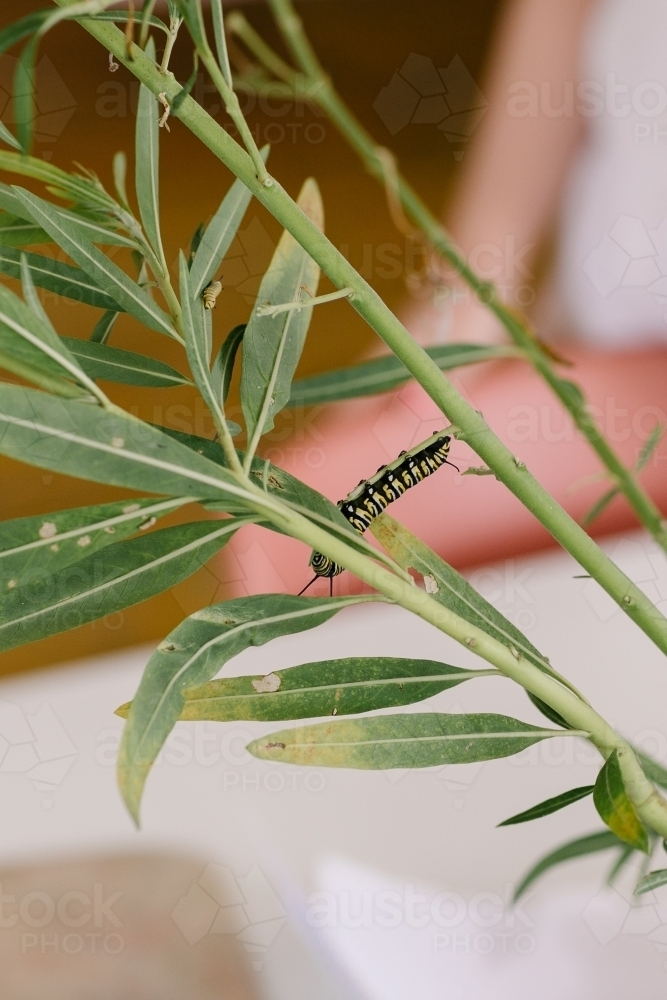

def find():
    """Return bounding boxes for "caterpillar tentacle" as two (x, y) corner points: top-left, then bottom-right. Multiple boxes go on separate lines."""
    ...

(303, 431), (454, 589)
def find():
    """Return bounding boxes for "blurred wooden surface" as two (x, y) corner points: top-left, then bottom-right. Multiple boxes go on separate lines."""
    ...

(0, 0), (499, 672)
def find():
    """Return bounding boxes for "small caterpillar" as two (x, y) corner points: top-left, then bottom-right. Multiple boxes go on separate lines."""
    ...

(203, 279), (223, 310)
(300, 430), (456, 595)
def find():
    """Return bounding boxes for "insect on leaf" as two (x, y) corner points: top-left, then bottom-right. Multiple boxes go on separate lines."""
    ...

(248, 712), (568, 770)
(0, 518), (253, 653)
(498, 785), (594, 826)
(241, 177), (323, 450)
(189, 156), (267, 298)
(593, 749), (650, 852)
(178, 251), (222, 417)
(118, 593), (377, 823)
(118, 656), (496, 721)
(513, 831), (623, 901)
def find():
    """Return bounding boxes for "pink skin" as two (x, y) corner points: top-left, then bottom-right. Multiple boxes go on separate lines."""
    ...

(220, 0), (667, 595)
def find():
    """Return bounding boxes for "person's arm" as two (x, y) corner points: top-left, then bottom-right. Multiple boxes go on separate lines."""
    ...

(409, 0), (597, 347)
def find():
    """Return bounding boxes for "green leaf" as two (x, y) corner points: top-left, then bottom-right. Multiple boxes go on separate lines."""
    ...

(119, 592), (375, 822)
(0, 151), (115, 212)
(372, 513), (560, 682)
(179, 251), (220, 418)
(0, 496), (191, 585)
(526, 692), (571, 729)
(513, 831), (623, 901)
(171, 0), (207, 49)
(211, 0), (232, 85)
(170, 51), (199, 115)
(0, 281), (89, 392)
(0, 124), (20, 152)
(0, 246), (122, 311)
(635, 869), (667, 895)
(633, 747), (667, 791)
(0, 517), (251, 653)
(582, 486), (620, 527)
(636, 423), (664, 472)
(0, 212), (48, 247)
(210, 323), (244, 405)
(287, 344), (516, 407)
(80, 10), (169, 34)
(241, 177), (323, 445)
(13, 190), (177, 338)
(60, 337), (193, 388)
(0, 383), (259, 505)
(0, 184), (135, 248)
(89, 310), (118, 345)
(14, 37), (38, 155)
(498, 785), (594, 826)
(155, 657), (496, 722)
(248, 712), (567, 769)
(0, 11), (50, 57)
(555, 377), (586, 413)
(593, 750), (650, 852)
(606, 844), (635, 886)
(189, 168), (262, 298)
(135, 39), (165, 265)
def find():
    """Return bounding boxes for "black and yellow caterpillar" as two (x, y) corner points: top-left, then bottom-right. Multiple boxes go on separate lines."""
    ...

(300, 430), (455, 594)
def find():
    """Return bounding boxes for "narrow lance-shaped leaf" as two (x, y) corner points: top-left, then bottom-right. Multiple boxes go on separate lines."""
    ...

(0, 496), (192, 584)
(189, 162), (267, 297)
(372, 513), (563, 684)
(513, 831), (624, 902)
(178, 251), (224, 426)
(0, 246), (123, 311)
(0, 517), (253, 654)
(14, 36), (38, 154)
(635, 869), (667, 895)
(60, 337), (193, 388)
(583, 424), (665, 527)
(498, 786), (594, 826)
(287, 344), (517, 407)
(241, 177), (323, 448)
(0, 123), (20, 152)
(0, 213), (47, 247)
(89, 310), (118, 345)
(249, 712), (572, 769)
(593, 749), (650, 852)
(116, 657), (498, 721)
(135, 38), (165, 266)
(0, 383), (260, 506)
(0, 151), (116, 212)
(210, 323), (244, 405)
(14, 189), (177, 338)
(0, 182), (135, 249)
(118, 592), (379, 822)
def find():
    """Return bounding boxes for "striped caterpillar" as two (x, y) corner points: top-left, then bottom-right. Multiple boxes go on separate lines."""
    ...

(300, 430), (456, 595)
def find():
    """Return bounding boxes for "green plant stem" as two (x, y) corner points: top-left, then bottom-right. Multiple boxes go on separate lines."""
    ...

(159, 10), (181, 73)
(265, 0), (667, 555)
(51, 4), (667, 660)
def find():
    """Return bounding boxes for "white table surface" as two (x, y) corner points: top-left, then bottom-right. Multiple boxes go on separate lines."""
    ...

(2, 529), (667, 999)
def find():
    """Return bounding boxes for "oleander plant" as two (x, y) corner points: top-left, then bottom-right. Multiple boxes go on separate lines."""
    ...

(2, 0), (667, 902)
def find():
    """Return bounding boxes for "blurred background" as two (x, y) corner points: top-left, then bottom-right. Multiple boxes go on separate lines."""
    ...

(1, 0), (500, 674)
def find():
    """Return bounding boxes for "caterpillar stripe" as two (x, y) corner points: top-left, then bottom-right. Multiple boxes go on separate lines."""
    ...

(303, 430), (454, 592)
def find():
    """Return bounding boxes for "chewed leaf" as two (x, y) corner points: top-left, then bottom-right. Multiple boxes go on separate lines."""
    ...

(593, 750), (649, 852)
(0, 518), (251, 653)
(248, 712), (567, 769)
(118, 593), (376, 823)
(241, 177), (323, 446)
(118, 657), (497, 721)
